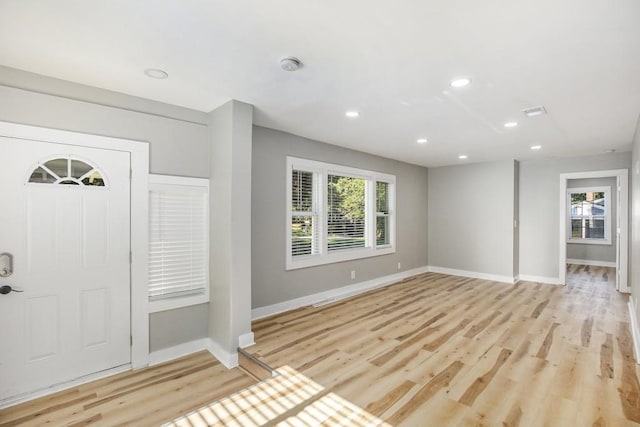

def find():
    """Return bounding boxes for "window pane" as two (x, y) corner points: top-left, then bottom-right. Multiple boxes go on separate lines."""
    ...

(571, 219), (583, 238)
(44, 158), (68, 178)
(328, 175), (366, 251)
(292, 170), (313, 212)
(292, 215), (314, 256)
(29, 166), (57, 183)
(376, 216), (389, 246)
(376, 181), (388, 213)
(81, 171), (105, 186)
(586, 218), (605, 239)
(70, 160), (93, 179)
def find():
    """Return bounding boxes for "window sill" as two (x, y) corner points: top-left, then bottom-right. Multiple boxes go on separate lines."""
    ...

(149, 292), (209, 313)
(286, 245), (396, 270)
(567, 239), (611, 246)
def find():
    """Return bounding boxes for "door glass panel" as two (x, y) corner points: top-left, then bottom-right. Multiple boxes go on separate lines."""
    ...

(70, 160), (93, 179)
(27, 158), (107, 187)
(82, 171), (105, 187)
(44, 158), (68, 178)
(29, 166), (57, 184)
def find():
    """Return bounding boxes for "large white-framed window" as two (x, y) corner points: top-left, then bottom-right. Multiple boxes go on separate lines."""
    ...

(149, 174), (210, 312)
(567, 186), (611, 245)
(286, 156), (396, 270)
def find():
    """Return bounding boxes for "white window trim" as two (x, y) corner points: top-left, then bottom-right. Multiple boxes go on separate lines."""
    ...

(567, 185), (611, 245)
(149, 174), (210, 312)
(286, 156), (396, 270)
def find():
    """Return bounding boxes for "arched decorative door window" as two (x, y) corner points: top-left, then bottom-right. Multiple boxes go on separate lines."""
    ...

(27, 156), (107, 187)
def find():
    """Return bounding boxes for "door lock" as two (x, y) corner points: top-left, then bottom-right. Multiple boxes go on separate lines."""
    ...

(0, 253), (13, 277)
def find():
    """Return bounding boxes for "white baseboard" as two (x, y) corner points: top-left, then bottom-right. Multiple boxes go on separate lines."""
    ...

(239, 332), (255, 348)
(148, 338), (211, 366)
(149, 336), (241, 369)
(629, 299), (640, 365)
(427, 266), (516, 284)
(516, 274), (563, 285)
(207, 339), (239, 369)
(566, 259), (617, 268)
(251, 265), (429, 320)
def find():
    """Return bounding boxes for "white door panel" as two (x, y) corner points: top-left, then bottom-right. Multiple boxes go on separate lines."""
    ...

(0, 137), (131, 400)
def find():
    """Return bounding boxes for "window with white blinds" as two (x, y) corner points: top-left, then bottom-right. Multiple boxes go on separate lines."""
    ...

(287, 157), (395, 270)
(148, 174), (209, 312)
(291, 170), (319, 256)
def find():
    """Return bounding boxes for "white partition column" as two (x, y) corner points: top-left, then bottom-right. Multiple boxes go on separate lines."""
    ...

(208, 100), (254, 367)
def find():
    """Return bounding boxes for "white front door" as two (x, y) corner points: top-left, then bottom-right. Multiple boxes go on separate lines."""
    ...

(0, 137), (131, 401)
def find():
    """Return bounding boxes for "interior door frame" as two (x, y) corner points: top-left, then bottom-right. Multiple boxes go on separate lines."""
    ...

(0, 121), (150, 369)
(559, 169), (629, 292)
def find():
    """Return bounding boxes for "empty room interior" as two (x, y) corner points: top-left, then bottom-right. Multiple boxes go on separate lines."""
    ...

(1, 1), (640, 426)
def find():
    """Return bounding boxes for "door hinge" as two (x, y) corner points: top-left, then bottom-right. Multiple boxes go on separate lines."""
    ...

(129, 168), (133, 180)
(130, 335), (133, 346)
(129, 251), (132, 264)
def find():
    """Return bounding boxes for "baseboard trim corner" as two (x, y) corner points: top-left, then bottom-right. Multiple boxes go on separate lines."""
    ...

(207, 339), (239, 369)
(239, 332), (255, 348)
(251, 265), (429, 320)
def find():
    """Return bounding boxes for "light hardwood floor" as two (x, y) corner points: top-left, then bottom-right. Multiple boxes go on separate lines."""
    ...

(249, 265), (640, 426)
(2, 265), (639, 426)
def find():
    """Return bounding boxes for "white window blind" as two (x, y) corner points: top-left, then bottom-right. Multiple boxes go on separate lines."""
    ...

(291, 169), (319, 256)
(149, 175), (209, 310)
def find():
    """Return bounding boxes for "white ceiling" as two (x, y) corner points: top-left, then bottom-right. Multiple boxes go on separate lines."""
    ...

(1, 0), (639, 167)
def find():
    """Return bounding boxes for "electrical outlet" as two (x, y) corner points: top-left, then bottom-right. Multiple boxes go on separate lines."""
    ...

(397, 262), (402, 270)
(351, 270), (356, 280)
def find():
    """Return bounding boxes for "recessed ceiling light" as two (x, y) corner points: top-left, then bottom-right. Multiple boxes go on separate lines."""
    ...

(522, 106), (547, 117)
(280, 57), (302, 71)
(345, 111), (360, 118)
(458, 154), (468, 160)
(603, 148), (616, 153)
(450, 77), (472, 88)
(417, 138), (428, 144)
(531, 145), (542, 150)
(144, 68), (168, 79)
(504, 121), (518, 128)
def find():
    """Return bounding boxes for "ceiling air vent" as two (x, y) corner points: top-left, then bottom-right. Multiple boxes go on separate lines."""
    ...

(521, 106), (547, 117)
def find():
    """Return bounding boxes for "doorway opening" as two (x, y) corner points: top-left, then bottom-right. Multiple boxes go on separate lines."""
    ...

(559, 169), (629, 292)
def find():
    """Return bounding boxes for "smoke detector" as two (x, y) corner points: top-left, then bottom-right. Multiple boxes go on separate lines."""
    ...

(280, 57), (302, 71)
(521, 106), (547, 117)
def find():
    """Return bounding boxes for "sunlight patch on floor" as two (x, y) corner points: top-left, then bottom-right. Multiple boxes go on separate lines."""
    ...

(165, 365), (389, 427)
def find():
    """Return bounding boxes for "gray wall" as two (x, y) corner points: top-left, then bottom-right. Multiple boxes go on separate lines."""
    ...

(0, 66), (211, 352)
(251, 126), (428, 308)
(566, 177), (617, 263)
(428, 160), (516, 278)
(519, 152), (631, 279)
(631, 115), (640, 325)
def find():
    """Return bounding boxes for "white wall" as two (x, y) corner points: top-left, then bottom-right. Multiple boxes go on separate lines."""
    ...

(428, 160), (517, 279)
(519, 153), (631, 280)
